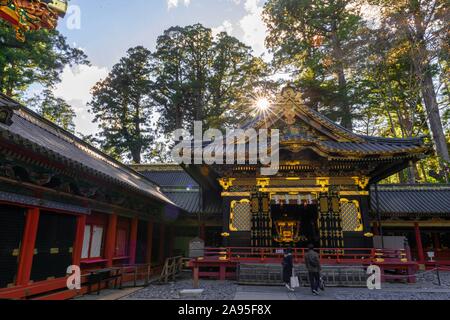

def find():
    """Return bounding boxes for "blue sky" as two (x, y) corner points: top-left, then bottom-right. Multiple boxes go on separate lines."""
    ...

(50, 0), (269, 135)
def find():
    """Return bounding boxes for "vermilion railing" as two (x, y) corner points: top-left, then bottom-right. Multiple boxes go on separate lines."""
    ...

(201, 247), (410, 265)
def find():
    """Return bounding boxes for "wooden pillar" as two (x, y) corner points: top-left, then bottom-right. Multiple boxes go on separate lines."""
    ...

(219, 265), (226, 281)
(128, 217), (139, 265)
(169, 226), (175, 257)
(433, 233), (441, 251)
(199, 223), (206, 241)
(72, 215), (87, 267)
(372, 222), (380, 236)
(158, 224), (165, 265)
(415, 223), (425, 264)
(145, 220), (154, 265)
(16, 208), (40, 286)
(193, 265), (199, 289)
(105, 214), (118, 267)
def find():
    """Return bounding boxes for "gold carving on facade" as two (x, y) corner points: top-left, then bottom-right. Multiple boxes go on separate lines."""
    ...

(218, 178), (235, 191)
(0, 0), (67, 41)
(316, 177), (330, 192)
(353, 176), (369, 190)
(275, 85), (304, 126)
(256, 178), (270, 189)
(287, 143), (303, 153)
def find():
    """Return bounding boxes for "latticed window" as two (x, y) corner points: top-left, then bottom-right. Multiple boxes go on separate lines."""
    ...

(340, 199), (363, 232)
(230, 200), (251, 231)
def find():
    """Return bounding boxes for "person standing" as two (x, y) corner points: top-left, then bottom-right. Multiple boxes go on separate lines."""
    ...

(282, 249), (295, 292)
(305, 244), (321, 295)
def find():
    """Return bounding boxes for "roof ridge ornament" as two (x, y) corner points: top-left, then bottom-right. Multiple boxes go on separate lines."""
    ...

(274, 84), (365, 143)
(277, 84), (304, 126)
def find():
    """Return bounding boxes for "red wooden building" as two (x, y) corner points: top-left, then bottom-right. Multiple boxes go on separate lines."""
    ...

(0, 94), (182, 300)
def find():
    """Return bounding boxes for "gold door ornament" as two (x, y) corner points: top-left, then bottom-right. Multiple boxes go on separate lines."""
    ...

(340, 199), (364, 232)
(229, 199), (251, 232)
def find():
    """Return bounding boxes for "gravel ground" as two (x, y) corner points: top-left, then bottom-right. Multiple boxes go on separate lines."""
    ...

(335, 291), (450, 300)
(415, 270), (450, 288)
(124, 277), (238, 300)
(335, 271), (450, 300)
(124, 271), (450, 301)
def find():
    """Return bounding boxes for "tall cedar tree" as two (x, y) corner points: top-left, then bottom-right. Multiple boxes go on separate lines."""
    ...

(263, 0), (364, 130)
(151, 24), (269, 134)
(367, 0), (449, 170)
(89, 46), (154, 164)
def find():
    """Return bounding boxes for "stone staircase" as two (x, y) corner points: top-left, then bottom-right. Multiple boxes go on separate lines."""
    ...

(238, 264), (368, 287)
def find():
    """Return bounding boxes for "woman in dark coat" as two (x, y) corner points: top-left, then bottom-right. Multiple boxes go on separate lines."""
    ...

(282, 249), (294, 291)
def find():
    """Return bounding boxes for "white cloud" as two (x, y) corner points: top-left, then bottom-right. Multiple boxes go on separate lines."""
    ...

(53, 64), (109, 136)
(167, 0), (191, 10)
(361, 4), (382, 30)
(239, 0), (270, 60)
(244, 0), (260, 13)
(212, 20), (234, 37)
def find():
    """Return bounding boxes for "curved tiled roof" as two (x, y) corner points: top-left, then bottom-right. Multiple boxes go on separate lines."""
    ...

(0, 94), (176, 206)
(214, 87), (430, 158)
(132, 165), (221, 215)
(163, 191), (221, 215)
(140, 170), (198, 188)
(370, 185), (450, 216)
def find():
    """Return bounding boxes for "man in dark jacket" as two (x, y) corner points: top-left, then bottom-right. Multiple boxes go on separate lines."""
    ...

(304, 244), (321, 295)
(282, 249), (294, 292)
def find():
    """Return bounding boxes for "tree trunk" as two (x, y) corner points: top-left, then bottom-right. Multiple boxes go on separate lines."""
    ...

(330, 28), (352, 131)
(132, 149), (141, 164)
(421, 72), (450, 164)
(407, 161), (417, 184)
(409, 3), (450, 173)
(133, 102), (142, 164)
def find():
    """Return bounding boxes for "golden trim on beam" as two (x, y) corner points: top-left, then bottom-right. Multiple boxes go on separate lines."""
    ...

(339, 191), (369, 196)
(374, 220), (450, 227)
(316, 177), (330, 193)
(259, 187), (325, 193)
(222, 192), (251, 197)
(256, 178), (270, 188)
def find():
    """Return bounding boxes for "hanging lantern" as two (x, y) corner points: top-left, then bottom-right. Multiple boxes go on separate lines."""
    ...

(0, 0), (67, 41)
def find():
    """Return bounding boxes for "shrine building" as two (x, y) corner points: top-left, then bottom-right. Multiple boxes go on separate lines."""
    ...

(0, 85), (449, 299)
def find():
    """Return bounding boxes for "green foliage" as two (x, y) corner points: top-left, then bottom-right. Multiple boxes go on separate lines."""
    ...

(264, 0), (449, 182)
(0, 20), (89, 96)
(89, 24), (271, 162)
(151, 24), (270, 134)
(89, 46), (155, 164)
(27, 89), (76, 133)
(263, 0), (364, 129)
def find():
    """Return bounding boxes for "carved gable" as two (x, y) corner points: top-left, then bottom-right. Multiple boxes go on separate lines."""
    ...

(252, 85), (364, 145)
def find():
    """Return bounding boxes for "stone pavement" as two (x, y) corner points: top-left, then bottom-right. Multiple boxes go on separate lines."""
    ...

(75, 287), (143, 301)
(75, 271), (450, 300)
(234, 285), (450, 301)
(234, 285), (334, 300)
